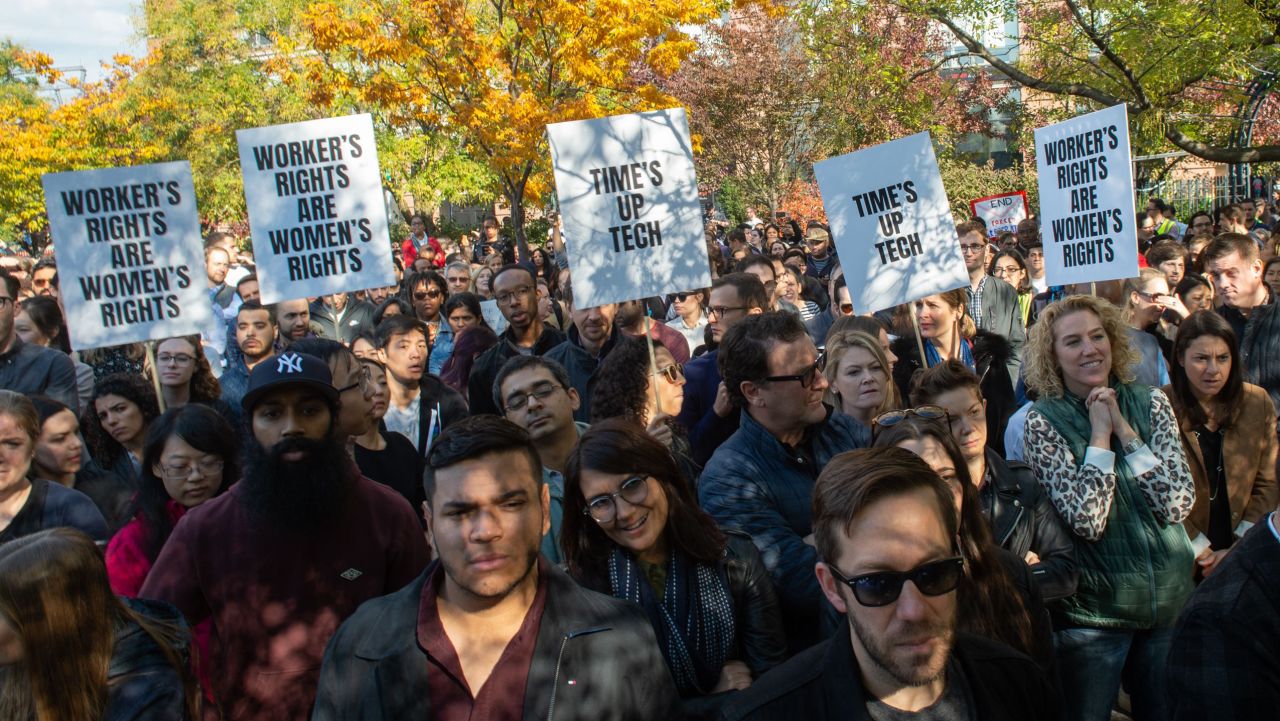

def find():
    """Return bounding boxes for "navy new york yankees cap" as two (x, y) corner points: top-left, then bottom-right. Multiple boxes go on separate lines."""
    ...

(241, 351), (340, 413)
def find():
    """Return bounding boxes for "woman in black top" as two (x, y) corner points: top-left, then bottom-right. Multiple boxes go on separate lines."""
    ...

(563, 419), (786, 719)
(83, 374), (160, 489)
(352, 358), (424, 518)
(30, 396), (133, 533)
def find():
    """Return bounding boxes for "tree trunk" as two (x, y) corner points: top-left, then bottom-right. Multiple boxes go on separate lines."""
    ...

(503, 179), (530, 262)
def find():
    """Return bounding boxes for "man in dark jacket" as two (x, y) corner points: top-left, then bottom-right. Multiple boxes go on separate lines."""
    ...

(720, 447), (1057, 721)
(376, 315), (468, 456)
(0, 272), (79, 414)
(698, 311), (867, 651)
(141, 352), (430, 720)
(1167, 510), (1280, 721)
(678, 273), (768, 466)
(544, 281), (618, 423)
(309, 292), (374, 343)
(468, 264), (566, 415)
(312, 416), (681, 721)
(958, 220), (1025, 386)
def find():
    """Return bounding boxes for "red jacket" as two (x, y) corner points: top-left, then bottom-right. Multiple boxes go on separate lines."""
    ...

(401, 235), (444, 269)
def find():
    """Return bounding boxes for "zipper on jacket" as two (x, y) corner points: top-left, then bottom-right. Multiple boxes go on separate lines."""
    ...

(545, 626), (611, 721)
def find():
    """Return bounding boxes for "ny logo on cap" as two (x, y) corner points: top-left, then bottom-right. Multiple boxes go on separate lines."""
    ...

(277, 353), (304, 374)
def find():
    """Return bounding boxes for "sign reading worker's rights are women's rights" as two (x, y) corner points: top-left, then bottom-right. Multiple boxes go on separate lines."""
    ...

(42, 161), (213, 351)
(237, 113), (396, 304)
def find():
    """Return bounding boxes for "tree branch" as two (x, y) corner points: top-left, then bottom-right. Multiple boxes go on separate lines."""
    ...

(1164, 125), (1280, 163)
(924, 7), (1124, 107)
(1063, 0), (1148, 108)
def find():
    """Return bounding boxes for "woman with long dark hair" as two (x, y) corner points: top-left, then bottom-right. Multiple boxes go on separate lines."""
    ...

(438, 325), (499, 400)
(0, 528), (197, 720)
(1165, 311), (1278, 576)
(590, 336), (695, 476)
(563, 419), (785, 717)
(351, 358), (424, 515)
(871, 414), (1053, 670)
(82, 374), (161, 488)
(15, 296), (93, 409)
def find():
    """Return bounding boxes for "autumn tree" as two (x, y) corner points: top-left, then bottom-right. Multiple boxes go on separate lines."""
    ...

(0, 46), (170, 244)
(909, 0), (1280, 162)
(298, 0), (774, 259)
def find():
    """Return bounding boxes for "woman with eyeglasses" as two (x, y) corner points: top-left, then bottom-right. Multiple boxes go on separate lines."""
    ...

(563, 419), (786, 717)
(150, 335), (239, 427)
(591, 336), (699, 479)
(1, 528), (199, 721)
(83, 374), (161, 489)
(988, 250), (1033, 327)
(1121, 268), (1177, 386)
(351, 358), (425, 516)
(666, 289), (709, 355)
(870, 412), (1053, 670)
(1164, 311), (1277, 577)
(1023, 294), (1194, 721)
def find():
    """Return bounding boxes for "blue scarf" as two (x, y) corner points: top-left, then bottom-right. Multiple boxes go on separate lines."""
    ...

(924, 336), (975, 371)
(608, 546), (734, 695)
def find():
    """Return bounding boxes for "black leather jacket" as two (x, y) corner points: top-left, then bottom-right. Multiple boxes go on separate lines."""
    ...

(982, 450), (1079, 602)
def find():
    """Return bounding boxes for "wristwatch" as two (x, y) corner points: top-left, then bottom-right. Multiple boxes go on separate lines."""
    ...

(1122, 437), (1146, 455)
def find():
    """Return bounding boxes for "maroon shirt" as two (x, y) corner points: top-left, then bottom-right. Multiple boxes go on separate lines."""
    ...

(418, 561), (548, 721)
(140, 474), (430, 720)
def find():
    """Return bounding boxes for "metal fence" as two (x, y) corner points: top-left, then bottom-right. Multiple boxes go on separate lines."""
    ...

(1134, 175), (1233, 216)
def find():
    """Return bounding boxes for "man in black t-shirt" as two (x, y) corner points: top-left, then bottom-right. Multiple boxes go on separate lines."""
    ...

(721, 447), (1056, 720)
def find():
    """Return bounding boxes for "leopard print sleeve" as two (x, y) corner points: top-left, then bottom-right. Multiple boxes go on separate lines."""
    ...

(1024, 409), (1116, 541)
(1134, 389), (1196, 525)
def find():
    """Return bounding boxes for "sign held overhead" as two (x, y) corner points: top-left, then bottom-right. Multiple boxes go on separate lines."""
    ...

(969, 191), (1030, 238)
(547, 108), (711, 309)
(814, 132), (969, 313)
(1034, 104), (1138, 285)
(41, 161), (213, 351)
(237, 113), (396, 304)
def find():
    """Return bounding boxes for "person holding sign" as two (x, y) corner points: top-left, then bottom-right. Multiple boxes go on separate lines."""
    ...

(890, 290), (1017, 441)
(1022, 295), (1194, 721)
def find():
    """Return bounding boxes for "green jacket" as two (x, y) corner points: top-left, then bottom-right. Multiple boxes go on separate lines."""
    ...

(1033, 383), (1193, 628)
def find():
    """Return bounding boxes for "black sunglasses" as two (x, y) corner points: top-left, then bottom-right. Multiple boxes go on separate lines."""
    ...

(826, 556), (965, 607)
(760, 352), (826, 389)
(872, 405), (949, 430)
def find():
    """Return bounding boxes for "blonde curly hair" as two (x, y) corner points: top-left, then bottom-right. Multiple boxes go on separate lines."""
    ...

(1024, 294), (1137, 399)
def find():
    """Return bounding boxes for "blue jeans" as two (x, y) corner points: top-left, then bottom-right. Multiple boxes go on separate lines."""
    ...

(1055, 626), (1175, 721)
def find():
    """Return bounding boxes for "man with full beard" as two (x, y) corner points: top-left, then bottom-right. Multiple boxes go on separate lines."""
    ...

(720, 447), (1056, 720)
(140, 351), (430, 721)
(311, 416), (680, 720)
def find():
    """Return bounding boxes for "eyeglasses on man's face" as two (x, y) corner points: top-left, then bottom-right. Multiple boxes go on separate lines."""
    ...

(760, 352), (826, 389)
(504, 381), (563, 412)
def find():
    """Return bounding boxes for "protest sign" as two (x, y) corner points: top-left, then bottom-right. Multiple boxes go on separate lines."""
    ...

(1034, 104), (1138, 285)
(813, 132), (968, 313)
(237, 113), (396, 304)
(547, 108), (711, 309)
(969, 191), (1029, 238)
(41, 161), (213, 351)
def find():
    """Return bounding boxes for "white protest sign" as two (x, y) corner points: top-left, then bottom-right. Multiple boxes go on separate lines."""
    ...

(1034, 104), (1138, 285)
(814, 132), (968, 313)
(969, 191), (1029, 238)
(237, 113), (396, 304)
(41, 161), (213, 351)
(480, 299), (509, 335)
(547, 108), (711, 309)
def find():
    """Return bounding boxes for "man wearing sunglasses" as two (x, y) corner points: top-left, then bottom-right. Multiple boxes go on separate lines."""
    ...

(721, 447), (1055, 720)
(699, 311), (866, 652)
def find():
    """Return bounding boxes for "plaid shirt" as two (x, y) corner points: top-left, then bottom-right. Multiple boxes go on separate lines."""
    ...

(1167, 515), (1280, 720)
(967, 275), (987, 327)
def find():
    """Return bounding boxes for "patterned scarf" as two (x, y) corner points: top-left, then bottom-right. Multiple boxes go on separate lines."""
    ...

(608, 546), (735, 695)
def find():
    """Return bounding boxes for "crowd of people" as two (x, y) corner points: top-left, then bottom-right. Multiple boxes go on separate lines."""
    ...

(0, 198), (1278, 721)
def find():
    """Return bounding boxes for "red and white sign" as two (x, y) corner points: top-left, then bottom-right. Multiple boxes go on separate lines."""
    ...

(969, 191), (1029, 238)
